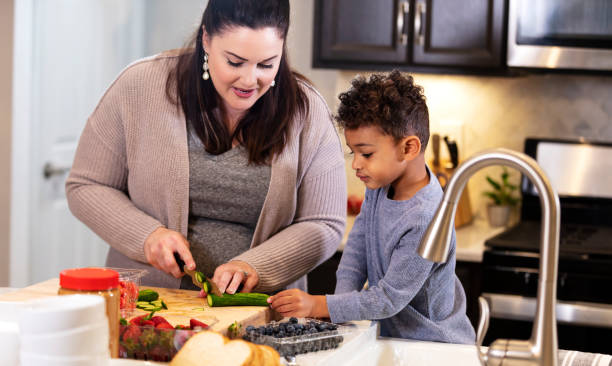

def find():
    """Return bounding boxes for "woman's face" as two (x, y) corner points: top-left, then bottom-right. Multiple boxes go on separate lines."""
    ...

(203, 26), (283, 122)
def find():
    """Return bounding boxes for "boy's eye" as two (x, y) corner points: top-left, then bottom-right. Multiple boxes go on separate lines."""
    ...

(362, 153), (373, 158)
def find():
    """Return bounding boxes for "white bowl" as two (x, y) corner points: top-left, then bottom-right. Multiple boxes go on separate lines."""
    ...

(19, 294), (106, 335)
(20, 351), (109, 366)
(20, 321), (109, 356)
(0, 320), (19, 365)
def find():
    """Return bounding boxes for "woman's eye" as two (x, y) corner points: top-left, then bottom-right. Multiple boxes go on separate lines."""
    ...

(227, 60), (242, 67)
(258, 63), (273, 69)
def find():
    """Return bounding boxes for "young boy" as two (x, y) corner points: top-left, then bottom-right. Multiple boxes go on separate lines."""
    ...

(268, 71), (475, 344)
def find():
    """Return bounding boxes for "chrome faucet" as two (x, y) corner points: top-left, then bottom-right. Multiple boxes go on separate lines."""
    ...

(418, 148), (560, 366)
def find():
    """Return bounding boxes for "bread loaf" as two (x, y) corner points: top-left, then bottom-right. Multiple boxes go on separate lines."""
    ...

(170, 330), (281, 366)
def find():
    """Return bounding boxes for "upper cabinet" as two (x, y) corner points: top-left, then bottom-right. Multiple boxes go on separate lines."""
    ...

(313, 0), (507, 73)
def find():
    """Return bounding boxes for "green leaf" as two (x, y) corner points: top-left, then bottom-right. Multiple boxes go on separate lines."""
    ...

(144, 311), (156, 321)
(483, 191), (502, 205)
(486, 176), (502, 191)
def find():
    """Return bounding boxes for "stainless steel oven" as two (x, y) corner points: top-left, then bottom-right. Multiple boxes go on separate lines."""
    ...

(483, 138), (612, 354)
(507, 0), (612, 71)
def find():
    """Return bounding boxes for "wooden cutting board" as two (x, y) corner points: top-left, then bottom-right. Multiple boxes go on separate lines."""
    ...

(0, 278), (278, 336)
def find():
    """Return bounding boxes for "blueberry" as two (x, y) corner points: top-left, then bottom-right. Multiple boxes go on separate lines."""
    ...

(289, 317), (298, 324)
(246, 325), (255, 333)
(286, 325), (295, 333)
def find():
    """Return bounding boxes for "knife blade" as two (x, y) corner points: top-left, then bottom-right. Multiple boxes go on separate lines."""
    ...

(173, 252), (223, 296)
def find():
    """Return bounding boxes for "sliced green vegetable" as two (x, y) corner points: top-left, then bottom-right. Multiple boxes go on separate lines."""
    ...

(138, 289), (159, 302)
(207, 293), (270, 307)
(195, 271), (205, 284)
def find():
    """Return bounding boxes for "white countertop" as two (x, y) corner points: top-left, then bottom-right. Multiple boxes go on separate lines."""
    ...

(339, 215), (505, 263)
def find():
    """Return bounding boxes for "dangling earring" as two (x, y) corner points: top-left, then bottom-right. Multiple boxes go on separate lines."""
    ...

(270, 79), (276, 87)
(202, 52), (210, 80)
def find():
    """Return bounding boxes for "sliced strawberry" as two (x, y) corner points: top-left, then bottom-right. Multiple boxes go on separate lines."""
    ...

(151, 316), (171, 326)
(190, 318), (209, 329)
(140, 320), (155, 327)
(129, 315), (147, 325)
(155, 322), (174, 330)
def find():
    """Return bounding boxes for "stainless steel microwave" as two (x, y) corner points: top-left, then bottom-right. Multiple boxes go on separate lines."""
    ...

(507, 0), (612, 71)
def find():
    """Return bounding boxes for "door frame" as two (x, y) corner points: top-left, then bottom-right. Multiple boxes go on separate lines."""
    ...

(10, 0), (34, 287)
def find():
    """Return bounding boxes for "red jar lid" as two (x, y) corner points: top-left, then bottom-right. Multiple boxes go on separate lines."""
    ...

(60, 267), (119, 290)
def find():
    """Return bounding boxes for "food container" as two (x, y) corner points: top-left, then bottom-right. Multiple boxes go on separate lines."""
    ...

(104, 268), (148, 318)
(58, 267), (120, 358)
(242, 318), (351, 357)
(119, 315), (218, 362)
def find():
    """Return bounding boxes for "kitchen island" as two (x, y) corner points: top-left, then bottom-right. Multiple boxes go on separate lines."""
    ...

(0, 278), (276, 336)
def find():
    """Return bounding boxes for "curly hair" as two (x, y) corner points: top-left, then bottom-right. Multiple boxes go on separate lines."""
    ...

(336, 70), (429, 152)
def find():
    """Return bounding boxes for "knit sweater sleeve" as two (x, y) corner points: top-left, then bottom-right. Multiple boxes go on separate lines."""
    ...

(334, 203), (368, 294)
(233, 88), (347, 292)
(65, 66), (162, 263)
(326, 222), (434, 323)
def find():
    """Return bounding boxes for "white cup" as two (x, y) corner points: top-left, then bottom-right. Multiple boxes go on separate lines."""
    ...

(20, 351), (109, 366)
(0, 301), (24, 365)
(20, 321), (109, 357)
(19, 294), (106, 335)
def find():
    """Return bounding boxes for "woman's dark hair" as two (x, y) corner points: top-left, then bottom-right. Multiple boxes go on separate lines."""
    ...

(336, 70), (429, 152)
(166, 0), (309, 164)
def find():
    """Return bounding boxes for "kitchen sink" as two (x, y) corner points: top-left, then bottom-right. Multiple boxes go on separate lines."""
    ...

(342, 337), (481, 366)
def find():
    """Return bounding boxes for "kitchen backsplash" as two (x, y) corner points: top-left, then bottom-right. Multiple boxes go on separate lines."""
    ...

(334, 71), (612, 216)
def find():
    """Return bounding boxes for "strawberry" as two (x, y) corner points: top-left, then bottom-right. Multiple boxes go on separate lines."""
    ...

(122, 324), (142, 342)
(151, 316), (171, 327)
(140, 320), (155, 327)
(130, 315), (147, 326)
(155, 322), (174, 330)
(190, 318), (209, 329)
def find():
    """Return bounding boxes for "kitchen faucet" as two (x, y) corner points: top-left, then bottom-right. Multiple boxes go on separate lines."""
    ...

(418, 149), (560, 366)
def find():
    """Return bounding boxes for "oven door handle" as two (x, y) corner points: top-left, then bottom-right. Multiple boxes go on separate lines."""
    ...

(482, 293), (612, 328)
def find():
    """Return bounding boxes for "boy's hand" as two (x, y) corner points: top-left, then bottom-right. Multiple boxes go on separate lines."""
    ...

(267, 289), (329, 318)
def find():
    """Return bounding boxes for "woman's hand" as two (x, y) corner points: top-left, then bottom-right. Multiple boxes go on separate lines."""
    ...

(212, 260), (259, 294)
(144, 227), (195, 278)
(267, 289), (329, 318)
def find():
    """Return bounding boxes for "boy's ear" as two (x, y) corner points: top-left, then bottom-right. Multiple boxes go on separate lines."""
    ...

(400, 136), (422, 160)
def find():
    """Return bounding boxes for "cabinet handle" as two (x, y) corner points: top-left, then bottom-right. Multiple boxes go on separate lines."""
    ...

(396, 0), (410, 46)
(414, 0), (426, 46)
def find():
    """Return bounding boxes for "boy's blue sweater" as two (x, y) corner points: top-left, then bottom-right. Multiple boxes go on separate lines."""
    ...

(326, 168), (475, 344)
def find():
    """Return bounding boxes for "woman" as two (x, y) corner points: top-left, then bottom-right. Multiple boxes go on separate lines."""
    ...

(66, 0), (346, 294)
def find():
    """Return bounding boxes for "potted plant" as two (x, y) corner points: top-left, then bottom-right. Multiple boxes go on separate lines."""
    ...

(483, 168), (520, 227)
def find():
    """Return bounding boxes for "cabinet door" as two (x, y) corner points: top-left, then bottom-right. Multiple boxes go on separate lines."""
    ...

(314, 0), (410, 66)
(412, 0), (505, 67)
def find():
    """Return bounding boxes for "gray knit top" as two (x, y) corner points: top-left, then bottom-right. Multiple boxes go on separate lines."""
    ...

(65, 51), (346, 291)
(326, 168), (475, 343)
(180, 128), (271, 290)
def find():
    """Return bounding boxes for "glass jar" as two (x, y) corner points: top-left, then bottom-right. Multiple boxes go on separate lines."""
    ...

(58, 267), (120, 358)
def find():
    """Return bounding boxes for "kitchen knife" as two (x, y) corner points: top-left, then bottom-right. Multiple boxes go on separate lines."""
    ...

(444, 136), (459, 169)
(173, 253), (223, 296)
(432, 133), (440, 168)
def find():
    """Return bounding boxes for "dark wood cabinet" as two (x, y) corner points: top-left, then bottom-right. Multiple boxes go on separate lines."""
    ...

(412, 0), (505, 67)
(314, 0), (410, 65)
(313, 0), (507, 72)
(455, 260), (483, 329)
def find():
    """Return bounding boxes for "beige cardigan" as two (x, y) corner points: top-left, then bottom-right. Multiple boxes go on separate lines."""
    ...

(65, 53), (347, 292)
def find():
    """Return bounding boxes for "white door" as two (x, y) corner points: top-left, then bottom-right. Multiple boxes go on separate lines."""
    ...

(11, 0), (205, 287)
(12, 0), (146, 286)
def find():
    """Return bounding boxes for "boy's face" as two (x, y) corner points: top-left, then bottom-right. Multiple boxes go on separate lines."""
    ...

(345, 126), (409, 190)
